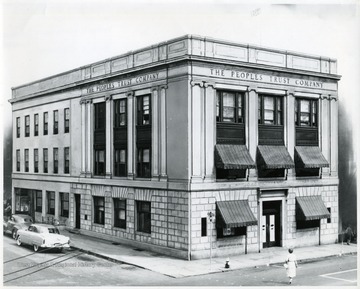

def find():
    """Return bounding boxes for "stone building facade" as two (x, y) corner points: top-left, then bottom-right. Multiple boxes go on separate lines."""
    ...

(10, 35), (340, 260)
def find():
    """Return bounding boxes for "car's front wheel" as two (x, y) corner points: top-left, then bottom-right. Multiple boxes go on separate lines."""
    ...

(33, 245), (39, 252)
(16, 236), (22, 246)
(12, 229), (17, 239)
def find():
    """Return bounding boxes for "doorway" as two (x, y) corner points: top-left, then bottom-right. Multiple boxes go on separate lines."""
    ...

(74, 194), (81, 229)
(262, 200), (281, 248)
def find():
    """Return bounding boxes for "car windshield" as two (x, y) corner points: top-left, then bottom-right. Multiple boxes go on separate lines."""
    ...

(37, 227), (60, 234)
(23, 218), (33, 223)
(47, 227), (60, 234)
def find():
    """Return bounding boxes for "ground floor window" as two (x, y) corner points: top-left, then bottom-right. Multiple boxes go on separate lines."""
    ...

(296, 219), (320, 229)
(137, 201), (151, 234)
(295, 168), (319, 177)
(47, 191), (55, 215)
(217, 226), (246, 238)
(60, 192), (69, 218)
(36, 191), (42, 213)
(114, 198), (126, 229)
(94, 196), (105, 225)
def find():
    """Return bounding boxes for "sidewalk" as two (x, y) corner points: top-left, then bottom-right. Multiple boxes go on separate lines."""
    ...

(60, 229), (357, 278)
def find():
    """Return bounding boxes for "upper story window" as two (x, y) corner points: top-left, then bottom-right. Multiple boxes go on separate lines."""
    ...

(53, 148), (58, 174)
(43, 112), (48, 135)
(137, 148), (151, 178)
(16, 150), (20, 172)
(137, 95), (151, 125)
(94, 149), (105, 176)
(34, 149), (39, 173)
(94, 102), (106, 130)
(114, 99), (127, 127)
(25, 115), (30, 137)
(24, 149), (29, 172)
(114, 149), (126, 177)
(34, 114), (39, 136)
(53, 110), (59, 134)
(16, 117), (20, 138)
(216, 91), (244, 123)
(295, 99), (318, 127)
(64, 147), (70, 174)
(64, 108), (70, 133)
(43, 148), (48, 173)
(258, 95), (283, 125)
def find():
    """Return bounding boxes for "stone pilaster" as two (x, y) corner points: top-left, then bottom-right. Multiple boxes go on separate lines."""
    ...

(159, 85), (168, 181)
(204, 82), (216, 180)
(330, 95), (338, 177)
(85, 99), (93, 178)
(320, 95), (331, 177)
(286, 91), (296, 180)
(127, 91), (135, 180)
(55, 191), (60, 220)
(42, 189), (46, 219)
(151, 87), (159, 181)
(105, 95), (112, 179)
(80, 99), (86, 177)
(247, 86), (258, 181)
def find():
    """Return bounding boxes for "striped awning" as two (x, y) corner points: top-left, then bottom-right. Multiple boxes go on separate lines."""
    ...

(257, 145), (295, 169)
(215, 144), (256, 170)
(296, 196), (330, 221)
(295, 146), (329, 168)
(216, 200), (258, 228)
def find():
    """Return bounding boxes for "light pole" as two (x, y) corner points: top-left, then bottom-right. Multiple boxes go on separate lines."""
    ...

(208, 211), (215, 271)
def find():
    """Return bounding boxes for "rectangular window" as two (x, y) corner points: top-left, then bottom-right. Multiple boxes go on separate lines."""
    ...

(94, 196), (105, 225)
(137, 147), (151, 178)
(64, 108), (70, 133)
(16, 117), (20, 138)
(47, 191), (55, 215)
(16, 150), (20, 171)
(216, 91), (244, 123)
(296, 219), (320, 229)
(114, 149), (126, 177)
(94, 149), (105, 176)
(258, 95), (283, 125)
(327, 208), (331, 223)
(34, 114), (39, 136)
(34, 149), (39, 173)
(43, 112), (48, 135)
(64, 147), (70, 174)
(137, 95), (151, 125)
(53, 110), (58, 134)
(24, 149), (29, 172)
(95, 102), (106, 130)
(201, 217), (207, 237)
(114, 199), (126, 229)
(137, 201), (151, 234)
(53, 148), (58, 174)
(295, 99), (318, 127)
(43, 148), (48, 173)
(25, 115), (30, 137)
(36, 191), (42, 213)
(60, 193), (69, 218)
(114, 99), (127, 127)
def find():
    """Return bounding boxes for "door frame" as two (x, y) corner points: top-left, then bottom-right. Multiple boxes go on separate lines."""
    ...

(257, 190), (287, 251)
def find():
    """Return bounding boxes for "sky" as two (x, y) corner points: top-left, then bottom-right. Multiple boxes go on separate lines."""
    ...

(1, 0), (359, 184)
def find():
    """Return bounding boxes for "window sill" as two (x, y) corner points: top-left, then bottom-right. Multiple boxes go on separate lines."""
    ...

(216, 178), (248, 182)
(113, 226), (126, 231)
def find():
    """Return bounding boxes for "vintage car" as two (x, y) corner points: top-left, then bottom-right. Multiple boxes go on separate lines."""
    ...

(16, 224), (70, 252)
(3, 214), (33, 239)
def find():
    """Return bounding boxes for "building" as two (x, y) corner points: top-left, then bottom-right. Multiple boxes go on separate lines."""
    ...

(10, 35), (340, 260)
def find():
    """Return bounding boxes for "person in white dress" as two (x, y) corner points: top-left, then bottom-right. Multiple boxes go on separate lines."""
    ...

(285, 248), (298, 284)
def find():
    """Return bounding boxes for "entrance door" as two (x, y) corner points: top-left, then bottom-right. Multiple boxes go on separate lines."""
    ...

(74, 194), (81, 229)
(262, 201), (281, 248)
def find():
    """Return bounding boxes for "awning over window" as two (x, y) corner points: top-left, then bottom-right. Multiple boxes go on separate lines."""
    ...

(215, 144), (256, 170)
(257, 145), (295, 169)
(216, 200), (258, 228)
(295, 146), (329, 168)
(296, 196), (330, 221)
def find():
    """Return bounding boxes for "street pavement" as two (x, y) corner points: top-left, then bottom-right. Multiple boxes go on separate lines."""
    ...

(60, 229), (357, 278)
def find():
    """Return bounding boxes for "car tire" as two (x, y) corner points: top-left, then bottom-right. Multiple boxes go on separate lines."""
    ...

(16, 236), (22, 246)
(33, 245), (39, 252)
(12, 229), (17, 239)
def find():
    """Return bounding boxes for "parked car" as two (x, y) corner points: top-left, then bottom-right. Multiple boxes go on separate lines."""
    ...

(3, 214), (33, 239)
(16, 224), (70, 252)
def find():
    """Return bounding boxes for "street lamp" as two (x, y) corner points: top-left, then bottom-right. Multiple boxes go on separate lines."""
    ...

(208, 211), (215, 271)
